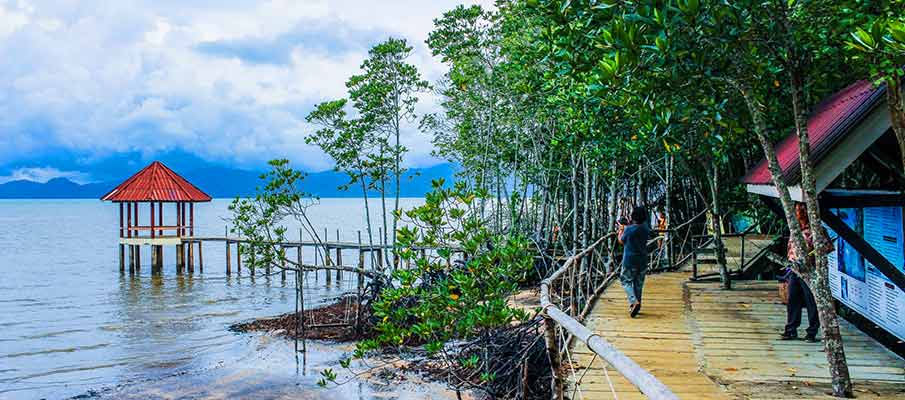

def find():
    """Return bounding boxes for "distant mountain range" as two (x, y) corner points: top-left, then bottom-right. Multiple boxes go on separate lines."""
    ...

(0, 164), (457, 199)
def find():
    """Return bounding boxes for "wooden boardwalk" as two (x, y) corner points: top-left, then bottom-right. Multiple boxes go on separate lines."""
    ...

(567, 272), (905, 399)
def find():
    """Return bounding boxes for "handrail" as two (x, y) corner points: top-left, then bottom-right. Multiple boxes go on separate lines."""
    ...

(540, 232), (679, 400)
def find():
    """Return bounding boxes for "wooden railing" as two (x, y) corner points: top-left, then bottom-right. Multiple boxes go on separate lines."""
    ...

(539, 232), (679, 400)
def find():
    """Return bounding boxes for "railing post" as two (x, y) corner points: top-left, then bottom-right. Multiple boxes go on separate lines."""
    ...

(740, 233), (746, 272)
(542, 314), (564, 400)
(692, 241), (698, 280)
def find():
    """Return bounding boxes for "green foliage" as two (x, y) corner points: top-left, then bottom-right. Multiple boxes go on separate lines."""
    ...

(229, 159), (318, 271)
(354, 181), (533, 355)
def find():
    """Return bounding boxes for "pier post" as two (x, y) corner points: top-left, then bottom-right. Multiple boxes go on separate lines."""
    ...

(128, 245), (135, 273)
(134, 245), (141, 272)
(325, 237), (333, 286)
(176, 243), (185, 274)
(281, 248), (287, 282)
(119, 244), (125, 272)
(198, 241), (203, 273)
(188, 242), (195, 273)
(335, 248), (343, 281)
(226, 241), (232, 276)
(151, 245), (161, 274)
(237, 243), (242, 274)
(543, 315), (564, 400)
(335, 229), (342, 281)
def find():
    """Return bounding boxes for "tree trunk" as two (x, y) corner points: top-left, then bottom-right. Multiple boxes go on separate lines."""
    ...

(705, 159), (731, 290)
(728, 61), (852, 399)
(380, 167), (391, 268)
(393, 113), (401, 267)
(790, 67), (853, 398)
(607, 163), (618, 273)
(358, 168), (377, 272)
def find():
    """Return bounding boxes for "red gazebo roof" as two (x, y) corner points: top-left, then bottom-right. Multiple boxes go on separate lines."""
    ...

(100, 161), (212, 202)
(742, 79), (887, 186)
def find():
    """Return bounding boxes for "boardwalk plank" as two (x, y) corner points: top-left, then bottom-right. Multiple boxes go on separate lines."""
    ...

(567, 271), (905, 400)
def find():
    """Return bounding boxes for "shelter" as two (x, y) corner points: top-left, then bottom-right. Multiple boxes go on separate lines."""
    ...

(743, 79), (905, 340)
(101, 161), (211, 273)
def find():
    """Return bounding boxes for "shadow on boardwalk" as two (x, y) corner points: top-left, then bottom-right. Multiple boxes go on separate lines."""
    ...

(567, 272), (905, 400)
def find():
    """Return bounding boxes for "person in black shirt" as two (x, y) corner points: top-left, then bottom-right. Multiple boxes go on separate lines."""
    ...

(618, 206), (651, 318)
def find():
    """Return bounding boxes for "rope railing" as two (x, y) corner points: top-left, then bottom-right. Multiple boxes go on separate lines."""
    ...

(539, 231), (679, 400)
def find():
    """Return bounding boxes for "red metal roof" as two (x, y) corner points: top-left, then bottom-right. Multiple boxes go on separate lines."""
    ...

(100, 161), (212, 202)
(742, 79), (887, 186)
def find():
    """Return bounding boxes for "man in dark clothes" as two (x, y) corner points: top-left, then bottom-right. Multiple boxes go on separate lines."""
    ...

(618, 206), (651, 318)
(781, 203), (823, 343)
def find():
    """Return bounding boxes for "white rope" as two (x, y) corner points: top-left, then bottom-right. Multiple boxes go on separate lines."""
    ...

(559, 324), (585, 400)
(601, 356), (619, 400)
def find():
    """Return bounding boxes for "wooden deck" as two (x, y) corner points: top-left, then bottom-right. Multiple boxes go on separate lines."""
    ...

(567, 272), (905, 399)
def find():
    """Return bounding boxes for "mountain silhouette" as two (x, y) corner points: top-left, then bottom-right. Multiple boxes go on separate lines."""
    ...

(0, 164), (456, 199)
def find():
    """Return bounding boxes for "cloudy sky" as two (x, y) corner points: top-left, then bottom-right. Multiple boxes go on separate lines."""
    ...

(0, 0), (489, 183)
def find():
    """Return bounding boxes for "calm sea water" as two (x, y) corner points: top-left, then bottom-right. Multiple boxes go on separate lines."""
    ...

(0, 198), (458, 400)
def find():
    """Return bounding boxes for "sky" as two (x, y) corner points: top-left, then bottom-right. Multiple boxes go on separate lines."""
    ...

(0, 0), (490, 184)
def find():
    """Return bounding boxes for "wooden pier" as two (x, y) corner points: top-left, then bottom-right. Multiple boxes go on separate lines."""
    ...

(568, 272), (905, 399)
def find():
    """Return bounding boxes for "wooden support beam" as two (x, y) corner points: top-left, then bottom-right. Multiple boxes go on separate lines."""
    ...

(126, 202), (132, 238)
(198, 241), (204, 273)
(189, 202), (194, 237)
(176, 244), (185, 274)
(237, 242), (242, 273)
(151, 245), (161, 273)
(119, 244), (125, 272)
(821, 207), (905, 292)
(226, 241), (231, 276)
(127, 245), (134, 274)
(336, 229), (342, 280)
(150, 202), (155, 239)
(188, 242), (194, 273)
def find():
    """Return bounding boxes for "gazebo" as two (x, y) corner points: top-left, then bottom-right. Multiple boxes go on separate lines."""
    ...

(101, 161), (212, 273)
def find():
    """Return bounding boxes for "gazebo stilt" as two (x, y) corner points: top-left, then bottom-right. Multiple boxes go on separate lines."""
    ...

(128, 245), (135, 273)
(188, 242), (195, 273)
(176, 244), (185, 273)
(151, 245), (160, 273)
(119, 244), (125, 272)
(134, 245), (141, 272)
(226, 241), (232, 276)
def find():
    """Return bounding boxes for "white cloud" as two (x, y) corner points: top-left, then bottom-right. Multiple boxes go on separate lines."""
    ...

(0, 0), (493, 172)
(0, 166), (89, 184)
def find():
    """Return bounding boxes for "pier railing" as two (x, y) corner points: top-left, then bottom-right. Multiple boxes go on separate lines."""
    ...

(539, 232), (679, 400)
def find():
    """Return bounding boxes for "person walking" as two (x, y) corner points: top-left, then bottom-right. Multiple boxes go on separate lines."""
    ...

(781, 203), (823, 343)
(618, 206), (651, 318)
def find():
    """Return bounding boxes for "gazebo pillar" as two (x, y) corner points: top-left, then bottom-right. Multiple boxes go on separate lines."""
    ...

(133, 202), (141, 272)
(176, 201), (185, 273)
(119, 203), (125, 272)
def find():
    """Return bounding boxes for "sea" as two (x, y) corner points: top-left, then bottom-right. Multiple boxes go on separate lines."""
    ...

(0, 198), (465, 400)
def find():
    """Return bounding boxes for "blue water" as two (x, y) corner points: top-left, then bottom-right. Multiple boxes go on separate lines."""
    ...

(0, 199), (454, 400)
